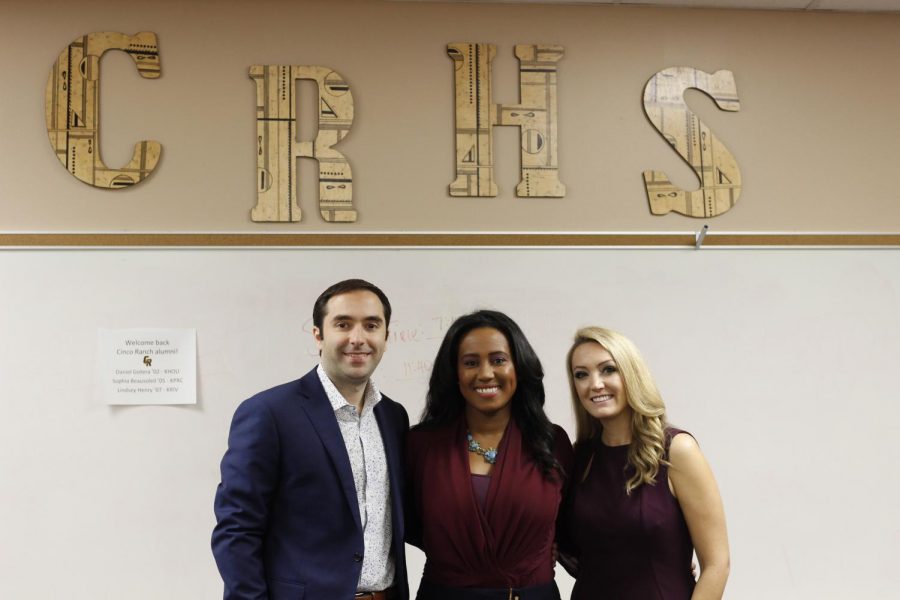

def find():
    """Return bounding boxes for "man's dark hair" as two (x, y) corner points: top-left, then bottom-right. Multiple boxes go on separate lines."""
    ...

(312, 279), (392, 332)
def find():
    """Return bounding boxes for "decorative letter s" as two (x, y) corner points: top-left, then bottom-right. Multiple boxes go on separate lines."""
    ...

(45, 32), (161, 188)
(642, 67), (741, 218)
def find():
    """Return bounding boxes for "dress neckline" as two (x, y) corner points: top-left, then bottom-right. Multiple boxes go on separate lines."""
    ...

(599, 437), (630, 449)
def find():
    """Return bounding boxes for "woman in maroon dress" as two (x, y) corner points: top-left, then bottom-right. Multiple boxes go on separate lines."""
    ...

(406, 310), (573, 600)
(561, 327), (729, 600)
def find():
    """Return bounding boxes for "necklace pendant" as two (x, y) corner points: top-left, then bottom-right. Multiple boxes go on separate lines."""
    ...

(466, 431), (498, 465)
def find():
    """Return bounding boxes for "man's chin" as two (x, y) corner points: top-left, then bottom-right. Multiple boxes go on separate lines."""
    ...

(340, 365), (376, 381)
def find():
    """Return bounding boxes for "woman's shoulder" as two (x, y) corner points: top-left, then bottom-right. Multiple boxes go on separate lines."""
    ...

(665, 425), (692, 438)
(665, 425), (695, 447)
(550, 424), (575, 471)
(572, 433), (599, 452)
(570, 435), (599, 469)
(406, 421), (457, 469)
(409, 419), (457, 443)
(551, 423), (573, 447)
(665, 426), (702, 465)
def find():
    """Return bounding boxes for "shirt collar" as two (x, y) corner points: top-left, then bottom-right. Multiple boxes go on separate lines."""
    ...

(316, 364), (382, 413)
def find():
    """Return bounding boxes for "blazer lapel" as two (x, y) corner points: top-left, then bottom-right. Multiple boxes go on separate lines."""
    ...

(297, 370), (362, 532)
(375, 401), (403, 539)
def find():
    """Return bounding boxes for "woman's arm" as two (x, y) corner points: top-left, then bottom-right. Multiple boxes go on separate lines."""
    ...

(668, 433), (730, 600)
(553, 426), (579, 577)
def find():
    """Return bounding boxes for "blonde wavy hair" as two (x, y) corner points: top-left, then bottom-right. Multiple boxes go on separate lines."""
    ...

(567, 326), (668, 494)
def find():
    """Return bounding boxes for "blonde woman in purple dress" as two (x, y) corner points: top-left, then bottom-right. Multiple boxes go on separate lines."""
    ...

(560, 327), (729, 600)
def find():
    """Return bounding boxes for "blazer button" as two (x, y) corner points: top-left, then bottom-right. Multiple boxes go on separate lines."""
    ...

(353, 552), (363, 562)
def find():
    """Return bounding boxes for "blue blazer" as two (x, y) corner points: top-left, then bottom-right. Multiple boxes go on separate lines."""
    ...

(212, 367), (409, 600)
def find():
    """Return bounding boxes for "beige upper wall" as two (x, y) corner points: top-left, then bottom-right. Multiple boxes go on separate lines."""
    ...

(1, 0), (899, 233)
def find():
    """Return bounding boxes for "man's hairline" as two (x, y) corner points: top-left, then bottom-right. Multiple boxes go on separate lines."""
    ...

(316, 292), (390, 341)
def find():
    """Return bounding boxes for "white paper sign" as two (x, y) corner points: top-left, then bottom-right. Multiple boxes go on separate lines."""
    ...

(97, 328), (197, 405)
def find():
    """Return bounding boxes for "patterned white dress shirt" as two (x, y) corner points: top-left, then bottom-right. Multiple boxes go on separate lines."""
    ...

(317, 365), (395, 592)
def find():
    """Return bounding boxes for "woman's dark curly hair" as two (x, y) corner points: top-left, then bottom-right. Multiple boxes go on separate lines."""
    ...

(417, 309), (562, 480)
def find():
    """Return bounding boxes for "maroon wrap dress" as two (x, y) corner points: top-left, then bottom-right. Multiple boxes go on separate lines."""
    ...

(406, 417), (573, 595)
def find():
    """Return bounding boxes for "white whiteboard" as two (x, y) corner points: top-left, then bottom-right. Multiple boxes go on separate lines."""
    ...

(1, 248), (898, 599)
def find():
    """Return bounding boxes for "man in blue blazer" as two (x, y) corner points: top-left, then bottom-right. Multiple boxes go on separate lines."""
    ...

(213, 279), (409, 600)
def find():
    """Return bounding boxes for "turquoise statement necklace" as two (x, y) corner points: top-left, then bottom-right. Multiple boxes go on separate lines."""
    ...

(467, 431), (499, 465)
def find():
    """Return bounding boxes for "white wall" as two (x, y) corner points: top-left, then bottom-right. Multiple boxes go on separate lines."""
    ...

(1, 248), (898, 598)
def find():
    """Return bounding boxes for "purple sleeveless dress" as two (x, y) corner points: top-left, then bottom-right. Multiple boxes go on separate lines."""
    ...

(565, 428), (695, 600)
